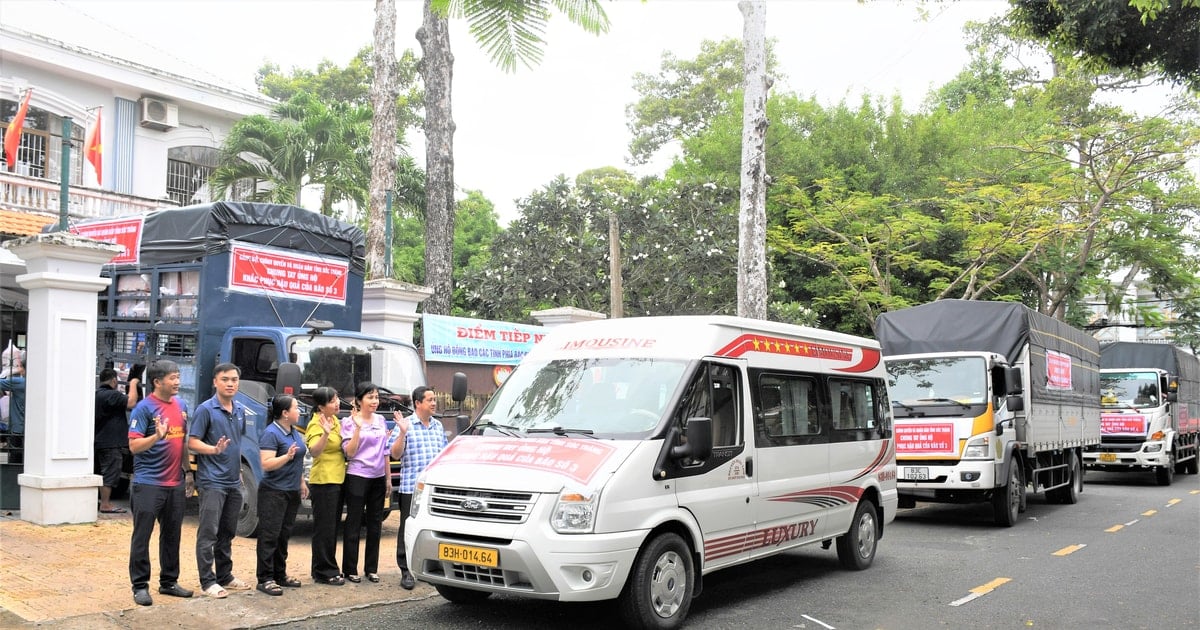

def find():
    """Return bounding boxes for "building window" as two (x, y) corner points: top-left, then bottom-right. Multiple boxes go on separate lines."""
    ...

(166, 146), (219, 206)
(1, 99), (84, 184)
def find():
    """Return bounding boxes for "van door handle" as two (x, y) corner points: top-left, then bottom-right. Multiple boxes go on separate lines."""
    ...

(745, 456), (753, 477)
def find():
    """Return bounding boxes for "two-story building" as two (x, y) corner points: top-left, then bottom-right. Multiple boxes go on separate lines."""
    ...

(1, 24), (272, 351)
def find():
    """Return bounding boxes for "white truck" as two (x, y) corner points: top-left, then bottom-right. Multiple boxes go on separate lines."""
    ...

(404, 316), (897, 629)
(875, 300), (1102, 526)
(1084, 342), (1200, 484)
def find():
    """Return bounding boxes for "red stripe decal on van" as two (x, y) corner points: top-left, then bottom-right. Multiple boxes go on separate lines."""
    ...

(715, 334), (859, 363)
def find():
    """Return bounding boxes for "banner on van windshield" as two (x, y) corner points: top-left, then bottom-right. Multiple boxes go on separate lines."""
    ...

(423, 314), (547, 365)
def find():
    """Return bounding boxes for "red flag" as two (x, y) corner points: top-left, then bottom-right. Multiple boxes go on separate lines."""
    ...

(4, 89), (32, 171)
(85, 108), (103, 184)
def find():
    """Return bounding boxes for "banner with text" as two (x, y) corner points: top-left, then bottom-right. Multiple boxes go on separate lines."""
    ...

(423, 313), (547, 365)
(227, 242), (349, 304)
(70, 217), (144, 265)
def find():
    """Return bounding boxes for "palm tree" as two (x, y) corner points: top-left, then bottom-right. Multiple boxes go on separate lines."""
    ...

(210, 93), (372, 216)
(408, 0), (610, 314)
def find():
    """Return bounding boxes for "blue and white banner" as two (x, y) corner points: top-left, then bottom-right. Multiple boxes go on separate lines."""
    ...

(423, 314), (548, 365)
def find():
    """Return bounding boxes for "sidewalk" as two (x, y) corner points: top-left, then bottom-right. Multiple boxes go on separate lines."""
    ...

(0, 498), (429, 628)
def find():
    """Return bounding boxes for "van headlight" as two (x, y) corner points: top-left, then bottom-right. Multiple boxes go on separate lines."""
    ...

(410, 480), (426, 517)
(963, 436), (991, 460)
(551, 486), (600, 533)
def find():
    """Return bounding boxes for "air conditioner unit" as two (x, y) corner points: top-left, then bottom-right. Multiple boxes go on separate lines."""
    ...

(139, 98), (178, 130)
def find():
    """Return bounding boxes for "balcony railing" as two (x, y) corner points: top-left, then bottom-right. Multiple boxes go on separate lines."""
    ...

(0, 171), (178, 222)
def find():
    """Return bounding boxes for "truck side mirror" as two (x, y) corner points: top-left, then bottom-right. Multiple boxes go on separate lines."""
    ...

(671, 417), (713, 461)
(451, 372), (468, 403)
(1004, 367), (1023, 396)
(1006, 394), (1024, 412)
(276, 362), (301, 396)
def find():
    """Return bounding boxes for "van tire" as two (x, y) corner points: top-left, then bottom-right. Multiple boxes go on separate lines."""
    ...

(618, 532), (693, 630)
(836, 500), (878, 570)
(236, 463), (258, 538)
(435, 583), (492, 604)
(993, 460), (1021, 527)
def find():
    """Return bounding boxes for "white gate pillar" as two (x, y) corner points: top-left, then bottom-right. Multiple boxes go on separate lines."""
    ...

(9, 232), (120, 525)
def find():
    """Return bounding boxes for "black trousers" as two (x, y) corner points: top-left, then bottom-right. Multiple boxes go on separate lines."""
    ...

(256, 487), (300, 584)
(395, 492), (413, 570)
(128, 483), (185, 591)
(341, 473), (385, 576)
(309, 483), (343, 580)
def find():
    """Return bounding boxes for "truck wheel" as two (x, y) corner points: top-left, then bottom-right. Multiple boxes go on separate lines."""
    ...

(1058, 452), (1081, 505)
(618, 532), (694, 630)
(236, 463), (259, 538)
(1187, 453), (1199, 475)
(993, 460), (1021, 527)
(435, 583), (492, 604)
(1155, 451), (1175, 486)
(836, 500), (879, 571)
(897, 495), (916, 509)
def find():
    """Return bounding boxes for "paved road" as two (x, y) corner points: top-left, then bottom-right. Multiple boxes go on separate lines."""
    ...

(282, 470), (1200, 629)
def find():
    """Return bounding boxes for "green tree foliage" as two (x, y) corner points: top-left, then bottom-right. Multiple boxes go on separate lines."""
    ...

(1009, 0), (1200, 90)
(434, 0), (610, 73)
(209, 92), (371, 216)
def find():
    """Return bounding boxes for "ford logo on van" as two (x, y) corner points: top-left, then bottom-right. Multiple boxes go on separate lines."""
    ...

(461, 498), (488, 512)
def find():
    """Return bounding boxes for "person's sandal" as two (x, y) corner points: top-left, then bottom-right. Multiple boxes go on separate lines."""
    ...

(344, 574), (362, 583)
(315, 575), (345, 586)
(280, 576), (302, 588)
(366, 573), (380, 583)
(256, 581), (283, 596)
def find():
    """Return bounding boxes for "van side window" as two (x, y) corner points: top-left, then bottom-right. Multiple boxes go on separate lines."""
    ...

(830, 378), (880, 431)
(757, 374), (820, 439)
(679, 363), (742, 448)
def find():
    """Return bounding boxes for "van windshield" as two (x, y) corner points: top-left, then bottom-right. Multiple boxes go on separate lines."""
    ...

(478, 358), (688, 436)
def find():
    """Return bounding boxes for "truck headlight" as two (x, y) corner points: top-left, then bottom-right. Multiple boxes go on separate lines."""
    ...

(410, 480), (426, 517)
(551, 486), (599, 533)
(963, 436), (991, 459)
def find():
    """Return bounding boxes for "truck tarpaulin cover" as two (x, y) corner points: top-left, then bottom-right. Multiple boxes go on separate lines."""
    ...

(876, 299), (1101, 406)
(73, 202), (366, 276)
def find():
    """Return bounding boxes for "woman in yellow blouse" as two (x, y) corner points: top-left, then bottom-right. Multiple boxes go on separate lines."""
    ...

(305, 387), (346, 585)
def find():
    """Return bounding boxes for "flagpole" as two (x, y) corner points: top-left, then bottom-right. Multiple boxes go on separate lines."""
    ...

(58, 116), (72, 231)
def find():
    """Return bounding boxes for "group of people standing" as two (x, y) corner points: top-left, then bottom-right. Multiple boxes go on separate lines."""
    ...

(104, 359), (448, 607)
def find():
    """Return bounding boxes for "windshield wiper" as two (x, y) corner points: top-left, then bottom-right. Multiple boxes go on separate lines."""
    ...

(916, 397), (973, 409)
(467, 421), (524, 438)
(526, 426), (597, 438)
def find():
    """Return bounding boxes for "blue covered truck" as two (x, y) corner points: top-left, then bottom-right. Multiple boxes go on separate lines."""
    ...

(81, 201), (428, 535)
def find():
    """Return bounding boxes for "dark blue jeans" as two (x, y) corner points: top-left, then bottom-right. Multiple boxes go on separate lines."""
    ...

(129, 483), (185, 591)
(256, 486), (300, 584)
(195, 486), (242, 589)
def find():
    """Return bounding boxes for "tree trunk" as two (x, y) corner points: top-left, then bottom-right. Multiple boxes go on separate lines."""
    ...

(609, 212), (623, 318)
(417, 0), (455, 315)
(737, 0), (769, 319)
(367, 0), (398, 279)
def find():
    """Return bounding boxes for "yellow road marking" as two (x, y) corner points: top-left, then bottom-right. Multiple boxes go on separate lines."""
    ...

(1190, 490), (1199, 495)
(970, 578), (1012, 594)
(1166, 499), (1181, 507)
(1052, 544), (1086, 556)
(1142, 509), (1157, 516)
(1105, 524), (1123, 533)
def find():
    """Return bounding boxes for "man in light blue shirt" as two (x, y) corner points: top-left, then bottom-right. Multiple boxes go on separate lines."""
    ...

(388, 385), (446, 590)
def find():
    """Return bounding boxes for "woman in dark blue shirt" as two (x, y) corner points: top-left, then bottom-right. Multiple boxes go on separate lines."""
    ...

(255, 395), (308, 596)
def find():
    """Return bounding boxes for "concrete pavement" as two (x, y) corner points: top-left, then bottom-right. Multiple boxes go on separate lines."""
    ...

(0, 498), (429, 628)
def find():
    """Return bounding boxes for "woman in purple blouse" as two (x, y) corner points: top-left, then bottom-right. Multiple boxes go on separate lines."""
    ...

(339, 381), (396, 583)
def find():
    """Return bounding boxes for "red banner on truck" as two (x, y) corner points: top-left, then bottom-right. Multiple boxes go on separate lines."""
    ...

(228, 242), (348, 304)
(895, 423), (955, 454)
(1100, 413), (1147, 435)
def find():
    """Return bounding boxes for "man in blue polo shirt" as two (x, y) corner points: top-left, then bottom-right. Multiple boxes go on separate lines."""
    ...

(187, 362), (252, 598)
(389, 385), (447, 590)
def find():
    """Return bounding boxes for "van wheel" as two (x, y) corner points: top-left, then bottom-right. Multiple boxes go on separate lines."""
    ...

(618, 533), (693, 630)
(236, 463), (259, 538)
(1155, 451), (1175, 486)
(435, 583), (492, 604)
(836, 500), (878, 570)
(993, 460), (1021, 527)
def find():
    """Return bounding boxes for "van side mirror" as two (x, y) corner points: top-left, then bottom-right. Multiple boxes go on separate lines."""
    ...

(671, 417), (713, 461)
(451, 372), (468, 403)
(455, 414), (471, 437)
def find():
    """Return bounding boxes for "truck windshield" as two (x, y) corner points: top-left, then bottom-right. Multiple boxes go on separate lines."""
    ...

(477, 357), (688, 436)
(1101, 371), (1160, 407)
(289, 335), (425, 403)
(886, 357), (987, 405)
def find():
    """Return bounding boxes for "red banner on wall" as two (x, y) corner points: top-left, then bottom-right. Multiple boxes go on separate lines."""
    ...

(70, 217), (144, 264)
(228, 243), (348, 304)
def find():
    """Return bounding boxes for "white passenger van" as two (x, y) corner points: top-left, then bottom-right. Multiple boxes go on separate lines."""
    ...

(406, 316), (897, 629)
